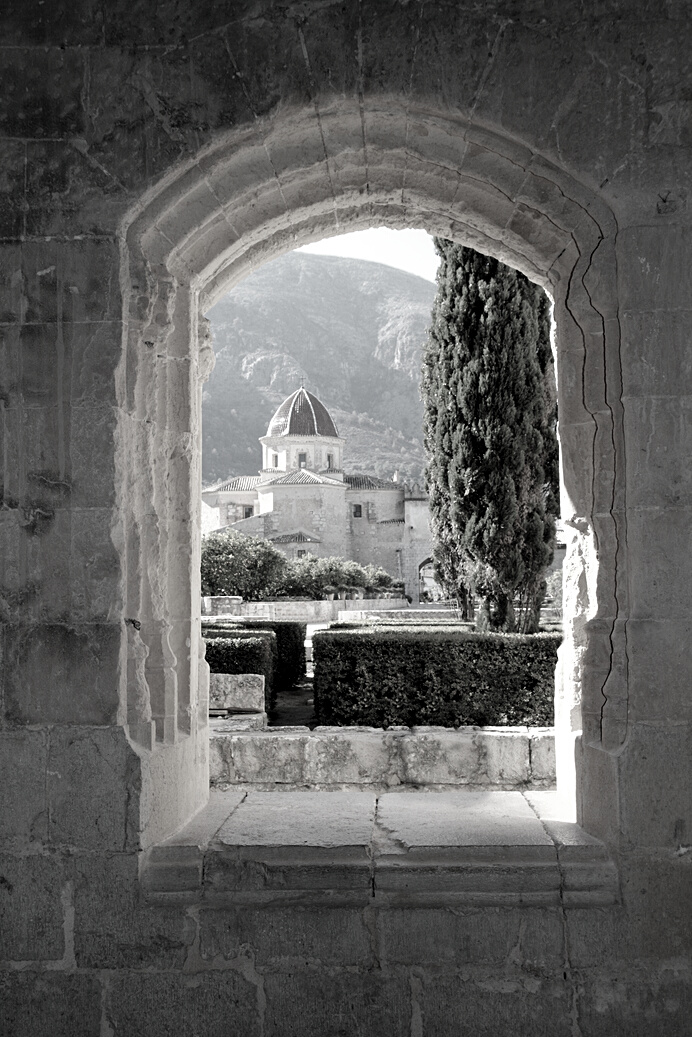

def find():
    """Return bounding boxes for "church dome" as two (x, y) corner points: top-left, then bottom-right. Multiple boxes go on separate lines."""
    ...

(266, 387), (339, 438)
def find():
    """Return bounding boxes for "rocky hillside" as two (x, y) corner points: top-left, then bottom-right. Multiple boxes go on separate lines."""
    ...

(203, 253), (436, 486)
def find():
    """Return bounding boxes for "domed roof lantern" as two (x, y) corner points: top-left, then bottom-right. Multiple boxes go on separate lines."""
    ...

(266, 387), (339, 438)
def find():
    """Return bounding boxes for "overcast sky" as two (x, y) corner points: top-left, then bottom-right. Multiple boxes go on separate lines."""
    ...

(297, 227), (439, 283)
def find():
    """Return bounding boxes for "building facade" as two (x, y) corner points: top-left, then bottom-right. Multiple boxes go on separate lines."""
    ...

(202, 387), (432, 600)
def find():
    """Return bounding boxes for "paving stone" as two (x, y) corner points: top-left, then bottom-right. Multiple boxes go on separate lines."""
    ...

(375, 790), (554, 850)
(216, 790), (376, 850)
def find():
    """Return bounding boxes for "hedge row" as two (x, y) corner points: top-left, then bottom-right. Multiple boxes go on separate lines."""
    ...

(236, 620), (306, 689)
(203, 631), (276, 708)
(202, 619), (307, 700)
(312, 627), (561, 727)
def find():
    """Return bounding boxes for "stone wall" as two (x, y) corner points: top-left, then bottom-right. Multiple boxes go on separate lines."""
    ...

(210, 724), (556, 788)
(202, 595), (408, 621)
(2, 2), (692, 1033)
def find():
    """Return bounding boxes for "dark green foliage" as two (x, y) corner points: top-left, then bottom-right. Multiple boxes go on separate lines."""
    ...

(313, 627), (560, 727)
(203, 631), (276, 706)
(236, 620), (306, 689)
(202, 619), (306, 690)
(201, 536), (394, 602)
(422, 241), (559, 631)
(278, 556), (393, 599)
(201, 529), (288, 599)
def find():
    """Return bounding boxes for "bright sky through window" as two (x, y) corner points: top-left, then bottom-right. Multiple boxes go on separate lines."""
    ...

(297, 227), (439, 283)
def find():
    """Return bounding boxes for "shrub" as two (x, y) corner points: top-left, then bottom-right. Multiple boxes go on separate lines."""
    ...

(203, 630), (276, 707)
(273, 555), (394, 599)
(312, 627), (560, 727)
(201, 529), (288, 599)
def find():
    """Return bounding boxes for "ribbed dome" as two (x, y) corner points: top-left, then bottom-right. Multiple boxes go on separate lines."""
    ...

(266, 388), (339, 438)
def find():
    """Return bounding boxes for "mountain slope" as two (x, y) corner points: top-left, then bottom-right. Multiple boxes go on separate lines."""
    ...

(203, 252), (436, 485)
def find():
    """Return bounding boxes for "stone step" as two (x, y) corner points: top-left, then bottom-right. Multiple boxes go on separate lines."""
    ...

(142, 788), (618, 908)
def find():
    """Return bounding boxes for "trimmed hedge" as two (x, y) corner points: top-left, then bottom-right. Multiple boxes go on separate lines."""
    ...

(312, 626), (561, 727)
(234, 620), (306, 689)
(202, 619), (306, 691)
(203, 631), (276, 708)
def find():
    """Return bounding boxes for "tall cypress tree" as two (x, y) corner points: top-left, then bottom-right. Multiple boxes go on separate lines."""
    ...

(422, 240), (559, 632)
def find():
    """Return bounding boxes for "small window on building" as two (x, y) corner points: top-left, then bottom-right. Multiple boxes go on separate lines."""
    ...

(244, 506), (253, 519)
(273, 454), (279, 467)
(296, 549), (306, 558)
(353, 504), (362, 518)
(327, 453), (334, 469)
(298, 452), (307, 468)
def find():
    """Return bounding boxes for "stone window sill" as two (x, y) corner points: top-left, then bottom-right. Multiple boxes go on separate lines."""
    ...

(142, 788), (618, 909)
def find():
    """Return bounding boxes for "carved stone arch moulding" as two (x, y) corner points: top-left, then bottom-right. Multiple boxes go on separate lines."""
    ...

(120, 100), (628, 801)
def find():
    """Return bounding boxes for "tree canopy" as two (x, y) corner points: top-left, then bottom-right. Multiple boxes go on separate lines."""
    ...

(200, 529), (289, 599)
(421, 240), (559, 632)
(200, 531), (394, 601)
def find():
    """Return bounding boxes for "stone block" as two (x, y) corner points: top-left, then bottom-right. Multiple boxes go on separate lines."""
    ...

(104, 970), (261, 1037)
(263, 970), (409, 1037)
(576, 964), (692, 1037)
(47, 726), (140, 852)
(626, 617), (692, 723)
(0, 729), (48, 849)
(224, 731), (310, 783)
(417, 969), (571, 1037)
(478, 728), (530, 786)
(199, 905), (374, 967)
(73, 853), (195, 969)
(380, 907), (564, 966)
(305, 730), (393, 784)
(397, 729), (480, 784)
(0, 972), (101, 1037)
(209, 672), (264, 712)
(4, 622), (121, 725)
(0, 852), (67, 961)
(618, 721), (692, 848)
(529, 728), (557, 785)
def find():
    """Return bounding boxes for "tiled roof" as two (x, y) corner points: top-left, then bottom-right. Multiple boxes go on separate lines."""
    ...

(378, 518), (405, 525)
(268, 531), (321, 544)
(344, 473), (399, 490)
(213, 475), (261, 492)
(268, 470), (344, 487)
(266, 387), (339, 438)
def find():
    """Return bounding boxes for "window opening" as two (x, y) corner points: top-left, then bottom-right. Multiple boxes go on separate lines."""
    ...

(298, 452), (307, 468)
(352, 504), (362, 518)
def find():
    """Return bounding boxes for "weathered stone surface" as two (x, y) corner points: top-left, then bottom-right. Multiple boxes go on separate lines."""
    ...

(47, 726), (140, 852)
(417, 969), (572, 1037)
(0, 853), (67, 960)
(209, 672), (264, 712)
(0, 729), (48, 849)
(73, 853), (195, 969)
(263, 970), (409, 1037)
(209, 726), (557, 787)
(3, 623), (121, 725)
(199, 905), (374, 966)
(104, 971), (261, 1037)
(0, 972), (101, 1037)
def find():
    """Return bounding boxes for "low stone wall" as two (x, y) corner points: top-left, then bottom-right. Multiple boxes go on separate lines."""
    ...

(201, 596), (409, 621)
(210, 724), (555, 788)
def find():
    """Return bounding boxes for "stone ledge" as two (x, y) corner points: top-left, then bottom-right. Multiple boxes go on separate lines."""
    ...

(210, 722), (555, 788)
(142, 789), (617, 908)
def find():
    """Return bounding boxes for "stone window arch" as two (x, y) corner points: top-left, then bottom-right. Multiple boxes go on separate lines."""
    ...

(122, 102), (627, 844)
